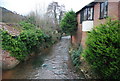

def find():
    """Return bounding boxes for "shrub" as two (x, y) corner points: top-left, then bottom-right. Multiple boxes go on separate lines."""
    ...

(1, 22), (53, 61)
(19, 21), (36, 30)
(71, 45), (82, 69)
(19, 29), (52, 52)
(84, 19), (120, 79)
(60, 10), (77, 35)
(1, 30), (28, 60)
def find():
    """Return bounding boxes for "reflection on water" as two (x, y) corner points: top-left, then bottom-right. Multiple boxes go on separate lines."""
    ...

(2, 38), (85, 79)
(2, 48), (51, 79)
(32, 54), (44, 68)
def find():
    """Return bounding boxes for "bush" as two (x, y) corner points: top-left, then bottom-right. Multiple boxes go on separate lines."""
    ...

(60, 10), (77, 35)
(1, 30), (28, 60)
(1, 22), (53, 61)
(71, 45), (82, 69)
(84, 19), (120, 79)
(19, 29), (52, 52)
(19, 21), (36, 30)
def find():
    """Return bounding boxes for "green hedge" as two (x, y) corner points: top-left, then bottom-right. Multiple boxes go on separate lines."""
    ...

(19, 21), (36, 30)
(1, 22), (53, 61)
(84, 19), (120, 79)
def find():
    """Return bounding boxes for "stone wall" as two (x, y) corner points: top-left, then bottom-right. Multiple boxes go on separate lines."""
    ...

(0, 23), (20, 70)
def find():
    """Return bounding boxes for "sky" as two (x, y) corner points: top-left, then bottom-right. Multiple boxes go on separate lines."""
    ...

(0, 0), (94, 15)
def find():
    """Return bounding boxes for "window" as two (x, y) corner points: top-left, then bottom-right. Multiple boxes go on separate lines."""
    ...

(84, 8), (88, 20)
(100, 1), (108, 19)
(88, 7), (93, 20)
(80, 7), (94, 24)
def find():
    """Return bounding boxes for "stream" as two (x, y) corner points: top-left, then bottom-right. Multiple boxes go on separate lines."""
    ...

(2, 36), (85, 79)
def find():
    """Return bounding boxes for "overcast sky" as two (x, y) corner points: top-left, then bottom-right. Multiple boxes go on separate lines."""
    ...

(0, 0), (94, 15)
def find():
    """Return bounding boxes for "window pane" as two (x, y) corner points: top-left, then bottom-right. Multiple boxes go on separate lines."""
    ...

(88, 8), (91, 19)
(100, 1), (108, 18)
(104, 1), (108, 17)
(84, 8), (88, 20)
(100, 3), (104, 18)
(88, 8), (93, 20)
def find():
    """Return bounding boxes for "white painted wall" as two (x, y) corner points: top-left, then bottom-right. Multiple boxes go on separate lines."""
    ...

(82, 21), (93, 31)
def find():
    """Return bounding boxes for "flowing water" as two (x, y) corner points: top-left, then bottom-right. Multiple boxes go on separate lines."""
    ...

(2, 36), (85, 79)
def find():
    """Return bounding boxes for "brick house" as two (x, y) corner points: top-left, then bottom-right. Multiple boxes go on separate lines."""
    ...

(72, 0), (120, 48)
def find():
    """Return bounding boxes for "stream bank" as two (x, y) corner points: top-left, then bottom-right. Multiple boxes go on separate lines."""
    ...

(2, 36), (85, 79)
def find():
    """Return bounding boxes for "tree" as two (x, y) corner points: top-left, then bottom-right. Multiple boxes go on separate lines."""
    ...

(46, 2), (66, 27)
(60, 10), (77, 35)
(58, 5), (66, 23)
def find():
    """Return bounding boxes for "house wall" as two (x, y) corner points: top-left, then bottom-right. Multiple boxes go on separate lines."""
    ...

(108, 1), (119, 19)
(94, 3), (106, 27)
(72, 1), (120, 48)
(72, 13), (87, 48)
(81, 31), (87, 48)
(94, 1), (120, 26)
(71, 13), (82, 47)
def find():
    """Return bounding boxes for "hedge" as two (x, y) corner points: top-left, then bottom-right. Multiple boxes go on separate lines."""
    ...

(1, 22), (52, 61)
(84, 19), (120, 79)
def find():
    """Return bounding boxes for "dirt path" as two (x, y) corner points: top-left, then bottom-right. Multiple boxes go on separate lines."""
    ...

(2, 36), (85, 79)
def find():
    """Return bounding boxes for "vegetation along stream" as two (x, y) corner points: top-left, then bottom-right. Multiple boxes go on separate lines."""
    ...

(2, 36), (85, 79)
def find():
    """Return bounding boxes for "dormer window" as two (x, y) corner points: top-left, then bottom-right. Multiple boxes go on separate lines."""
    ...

(100, 1), (108, 19)
(83, 7), (94, 20)
(88, 7), (94, 20)
(80, 7), (94, 23)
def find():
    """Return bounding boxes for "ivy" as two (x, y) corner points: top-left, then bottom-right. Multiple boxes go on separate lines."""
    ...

(1, 22), (53, 61)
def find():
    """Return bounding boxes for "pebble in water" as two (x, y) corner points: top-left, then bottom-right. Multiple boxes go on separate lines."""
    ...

(42, 64), (48, 67)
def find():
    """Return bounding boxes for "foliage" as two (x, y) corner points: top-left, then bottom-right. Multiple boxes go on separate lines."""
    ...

(1, 30), (28, 60)
(19, 21), (36, 30)
(71, 46), (82, 69)
(84, 19), (120, 79)
(26, 16), (36, 25)
(1, 22), (53, 61)
(60, 10), (77, 35)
